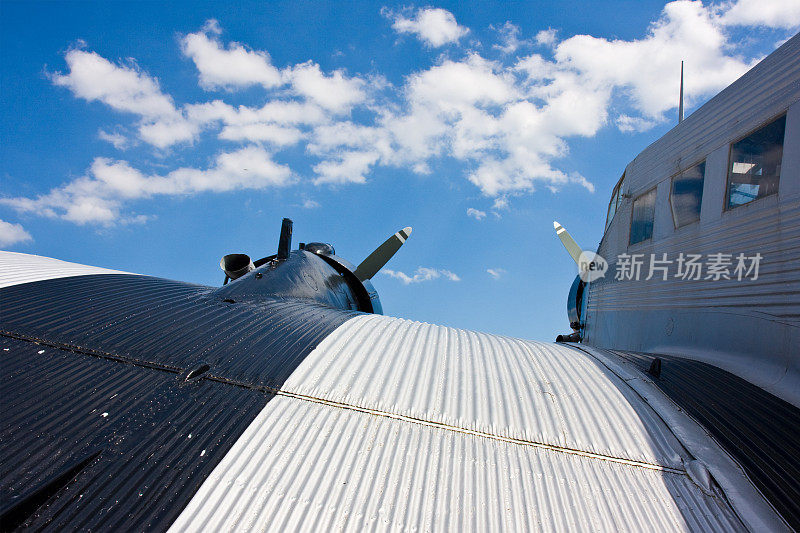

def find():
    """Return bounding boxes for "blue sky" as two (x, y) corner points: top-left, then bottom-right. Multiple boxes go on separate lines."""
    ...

(1, 0), (797, 340)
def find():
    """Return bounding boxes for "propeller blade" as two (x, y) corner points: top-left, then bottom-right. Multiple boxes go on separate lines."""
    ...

(553, 221), (583, 266)
(354, 227), (412, 281)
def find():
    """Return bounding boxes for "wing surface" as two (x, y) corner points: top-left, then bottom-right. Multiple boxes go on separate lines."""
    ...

(0, 252), (787, 531)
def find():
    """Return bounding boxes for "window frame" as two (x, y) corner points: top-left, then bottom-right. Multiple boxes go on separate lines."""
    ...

(628, 187), (657, 247)
(605, 172), (626, 231)
(724, 113), (786, 212)
(669, 159), (706, 229)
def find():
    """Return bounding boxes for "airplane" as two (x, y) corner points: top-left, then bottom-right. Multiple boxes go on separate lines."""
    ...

(0, 214), (792, 532)
(1, 29), (798, 533)
(550, 31), (800, 532)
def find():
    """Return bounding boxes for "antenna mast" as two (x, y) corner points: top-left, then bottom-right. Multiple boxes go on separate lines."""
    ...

(678, 61), (685, 124)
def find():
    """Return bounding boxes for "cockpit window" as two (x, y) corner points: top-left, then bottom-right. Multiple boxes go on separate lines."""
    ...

(726, 114), (785, 209)
(670, 161), (705, 228)
(605, 173), (625, 230)
(629, 188), (656, 245)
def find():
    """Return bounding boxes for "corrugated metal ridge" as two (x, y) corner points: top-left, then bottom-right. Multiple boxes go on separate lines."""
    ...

(0, 274), (357, 390)
(572, 344), (791, 533)
(0, 273), (358, 530)
(0, 250), (134, 289)
(0, 335), (270, 531)
(265, 381), (684, 474)
(0, 329), (680, 475)
(608, 349), (800, 531)
(170, 386), (746, 532)
(5, 307), (688, 474)
(590, 195), (800, 315)
(277, 314), (693, 470)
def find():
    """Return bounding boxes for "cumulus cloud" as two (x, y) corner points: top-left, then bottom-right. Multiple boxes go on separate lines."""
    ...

(288, 62), (367, 113)
(182, 22), (366, 112)
(493, 22), (531, 54)
(387, 7), (469, 47)
(486, 268), (506, 279)
(719, 0), (800, 28)
(181, 20), (282, 89)
(52, 30), (367, 152)
(98, 130), (129, 149)
(492, 196), (509, 210)
(301, 198), (320, 209)
(467, 207), (487, 220)
(24, 7), (797, 228)
(51, 48), (177, 118)
(535, 28), (558, 47)
(616, 114), (660, 133)
(383, 267), (461, 284)
(51, 48), (198, 149)
(551, 0), (756, 119)
(312, 150), (380, 185)
(0, 219), (32, 247)
(2, 146), (291, 225)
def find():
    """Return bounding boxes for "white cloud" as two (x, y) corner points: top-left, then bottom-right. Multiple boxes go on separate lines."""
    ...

(31, 10), (797, 229)
(535, 28), (558, 47)
(53, 26), (369, 152)
(407, 54), (517, 110)
(493, 22), (530, 54)
(0, 219), (32, 247)
(383, 267), (461, 284)
(551, 1), (756, 119)
(137, 116), (198, 148)
(440, 270), (461, 281)
(288, 61), (366, 113)
(492, 196), (509, 210)
(2, 146), (291, 224)
(312, 150), (380, 185)
(182, 21), (367, 112)
(719, 0), (800, 28)
(52, 48), (177, 118)
(388, 7), (469, 47)
(486, 268), (506, 279)
(181, 20), (282, 90)
(466, 207), (487, 220)
(52, 48), (200, 149)
(186, 100), (327, 128)
(98, 130), (129, 149)
(219, 122), (303, 145)
(302, 198), (320, 209)
(616, 114), (659, 132)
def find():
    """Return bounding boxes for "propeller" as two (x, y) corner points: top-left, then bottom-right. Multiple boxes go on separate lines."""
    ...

(553, 221), (583, 266)
(353, 227), (412, 281)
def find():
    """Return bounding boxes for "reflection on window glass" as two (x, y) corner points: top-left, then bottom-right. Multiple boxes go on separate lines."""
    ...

(671, 161), (705, 227)
(727, 115), (785, 209)
(605, 173), (625, 230)
(630, 188), (656, 245)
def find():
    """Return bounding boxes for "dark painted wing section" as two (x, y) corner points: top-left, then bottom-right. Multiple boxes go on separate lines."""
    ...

(0, 336), (269, 531)
(0, 274), (356, 530)
(0, 274), (356, 389)
(614, 351), (800, 531)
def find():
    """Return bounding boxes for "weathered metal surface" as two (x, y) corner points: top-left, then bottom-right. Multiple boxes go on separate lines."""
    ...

(171, 314), (758, 532)
(0, 251), (133, 289)
(0, 266), (356, 529)
(612, 350), (800, 531)
(0, 335), (268, 530)
(586, 34), (800, 407)
(0, 274), (356, 390)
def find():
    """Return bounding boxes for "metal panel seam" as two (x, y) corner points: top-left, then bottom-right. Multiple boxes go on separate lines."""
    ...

(566, 343), (790, 533)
